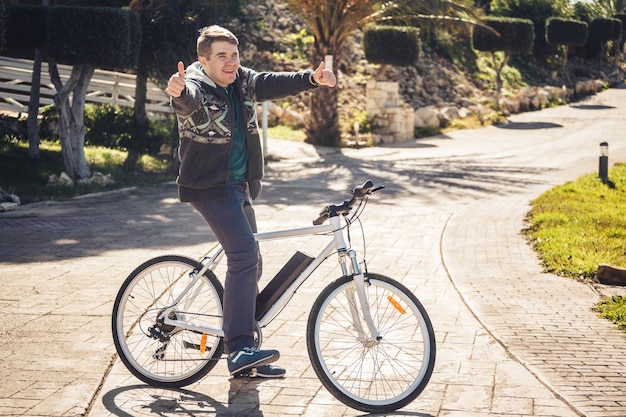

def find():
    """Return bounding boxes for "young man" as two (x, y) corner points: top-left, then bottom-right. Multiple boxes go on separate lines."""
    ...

(166, 25), (336, 378)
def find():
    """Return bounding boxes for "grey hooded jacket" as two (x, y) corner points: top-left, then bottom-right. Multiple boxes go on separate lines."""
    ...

(170, 62), (318, 202)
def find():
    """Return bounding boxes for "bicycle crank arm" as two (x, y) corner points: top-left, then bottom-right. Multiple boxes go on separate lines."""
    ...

(163, 316), (224, 338)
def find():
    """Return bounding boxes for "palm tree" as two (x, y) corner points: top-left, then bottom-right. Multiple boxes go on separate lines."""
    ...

(288, 0), (481, 146)
(286, 0), (379, 146)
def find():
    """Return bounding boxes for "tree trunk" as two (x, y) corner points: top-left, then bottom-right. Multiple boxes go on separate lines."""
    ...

(27, 48), (42, 159)
(49, 59), (94, 181)
(562, 45), (572, 89)
(308, 87), (340, 147)
(307, 44), (341, 147)
(125, 63), (149, 172)
(493, 52), (510, 108)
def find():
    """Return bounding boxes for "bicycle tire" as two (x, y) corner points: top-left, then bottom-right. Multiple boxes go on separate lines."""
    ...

(112, 255), (224, 388)
(306, 273), (436, 413)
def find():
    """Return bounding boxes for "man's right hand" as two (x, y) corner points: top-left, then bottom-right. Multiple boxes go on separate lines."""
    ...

(166, 61), (186, 97)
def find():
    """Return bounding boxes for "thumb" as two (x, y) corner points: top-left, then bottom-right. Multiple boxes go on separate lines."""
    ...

(177, 61), (185, 78)
(314, 61), (325, 79)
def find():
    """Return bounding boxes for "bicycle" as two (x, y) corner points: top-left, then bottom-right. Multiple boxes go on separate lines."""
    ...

(111, 180), (436, 413)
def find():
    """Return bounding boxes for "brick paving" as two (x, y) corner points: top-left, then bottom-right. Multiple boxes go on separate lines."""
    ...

(1, 86), (626, 416)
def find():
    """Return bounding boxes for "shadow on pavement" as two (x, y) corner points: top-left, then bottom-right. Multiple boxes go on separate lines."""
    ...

(101, 383), (261, 416)
(1, 144), (550, 264)
(495, 121), (562, 129)
(100, 383), (435, 417)
(570, 104), (616, 110)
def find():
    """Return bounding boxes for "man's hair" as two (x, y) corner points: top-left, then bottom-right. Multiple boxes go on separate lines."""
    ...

(197, 25), (239, 59)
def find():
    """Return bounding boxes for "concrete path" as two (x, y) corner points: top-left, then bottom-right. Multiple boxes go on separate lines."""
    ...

(1, 86), (626, 417)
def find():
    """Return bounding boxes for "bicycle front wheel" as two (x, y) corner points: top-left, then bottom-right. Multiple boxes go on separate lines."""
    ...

(112, 255), (224, 388)
(307, 273), (436, 413)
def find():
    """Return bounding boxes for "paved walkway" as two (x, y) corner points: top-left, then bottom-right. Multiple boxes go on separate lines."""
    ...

(1, 86), (626, 417)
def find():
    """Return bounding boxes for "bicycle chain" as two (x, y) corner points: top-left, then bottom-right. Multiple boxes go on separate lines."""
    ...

(156, 357), (221, 362)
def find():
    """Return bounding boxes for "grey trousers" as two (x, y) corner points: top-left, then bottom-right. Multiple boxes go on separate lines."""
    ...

(190, 181), (261, 354)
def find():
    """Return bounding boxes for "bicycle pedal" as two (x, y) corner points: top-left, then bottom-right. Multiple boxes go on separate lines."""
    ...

(183, 341), (212, 352)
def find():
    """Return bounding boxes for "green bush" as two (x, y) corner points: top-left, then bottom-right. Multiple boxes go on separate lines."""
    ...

(38, 104), (176, 155)
(614, 13), (626, 32)
(585, 17), (621, 58)
(85, 105), (176, 154)
(426, 30), (479, 72)
(363, 25), (421, 67)
(590, 18), (621, 43)
(475, 51), (526, 90)
(546, 17), (588, 47)
(491, 0), (570, 61)
(572, 1), (605, 23)
(0, 2), (5, 51)
(84, 105), (134, 150)
(611, 18), (622, 41)
(472, 17), (534, 54)
(47, 6), (138, 69)
(3, 5), (47, 58)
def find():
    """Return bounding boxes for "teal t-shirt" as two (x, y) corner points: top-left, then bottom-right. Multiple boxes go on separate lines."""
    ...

(219, 84), (247, 182)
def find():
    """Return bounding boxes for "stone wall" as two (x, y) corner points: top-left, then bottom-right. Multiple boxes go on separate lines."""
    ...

(366, 80), (414, 144)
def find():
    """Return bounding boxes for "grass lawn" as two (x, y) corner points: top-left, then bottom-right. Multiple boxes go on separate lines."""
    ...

(0, 138), (175, 204)
(525, 162), (626, 333)
(0, 124), (304, 204)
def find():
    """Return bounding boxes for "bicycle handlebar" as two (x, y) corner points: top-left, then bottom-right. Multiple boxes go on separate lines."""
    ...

(313, 180), (383, 225)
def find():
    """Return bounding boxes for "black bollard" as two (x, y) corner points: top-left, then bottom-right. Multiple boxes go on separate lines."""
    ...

(599, 141), (609, 182)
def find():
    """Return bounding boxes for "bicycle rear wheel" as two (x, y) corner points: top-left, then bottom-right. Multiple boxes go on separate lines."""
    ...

(307, 273), (436, 413)
(112, 255), (224, 388)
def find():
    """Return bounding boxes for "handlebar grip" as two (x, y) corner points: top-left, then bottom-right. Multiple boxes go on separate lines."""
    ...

(313, 216), (327, 225)
(313, 206), (330, 225)
(353, 180), (374, 198)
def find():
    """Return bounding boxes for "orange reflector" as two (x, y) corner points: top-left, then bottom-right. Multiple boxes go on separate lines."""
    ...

(387, 295), (406, 314)
(200, 334), (207, 354)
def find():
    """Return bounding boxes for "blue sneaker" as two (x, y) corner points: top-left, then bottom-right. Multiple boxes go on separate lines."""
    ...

(227, 347), (279, 375)
(255, 364), (286, 378)
(235, 364), (286, 378)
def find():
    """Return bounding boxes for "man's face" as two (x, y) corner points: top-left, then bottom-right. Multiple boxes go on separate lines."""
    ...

(199, 40), (240, 88)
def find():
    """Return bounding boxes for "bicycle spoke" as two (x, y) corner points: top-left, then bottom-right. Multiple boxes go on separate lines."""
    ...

(112, 256), (224, 387)
(308, 274), (435, 413)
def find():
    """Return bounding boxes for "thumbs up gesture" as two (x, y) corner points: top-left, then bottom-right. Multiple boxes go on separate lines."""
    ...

(166, 61), (186, 97)
(313, 61), (337, 87)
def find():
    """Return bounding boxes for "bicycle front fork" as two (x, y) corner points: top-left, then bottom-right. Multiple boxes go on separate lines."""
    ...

(339, 249), (382, 342)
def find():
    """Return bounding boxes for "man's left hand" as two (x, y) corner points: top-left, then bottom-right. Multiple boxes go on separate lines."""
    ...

(313, 62), (337, 87)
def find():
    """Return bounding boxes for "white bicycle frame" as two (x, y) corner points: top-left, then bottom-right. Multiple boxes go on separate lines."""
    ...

(161, 214), (381, 342)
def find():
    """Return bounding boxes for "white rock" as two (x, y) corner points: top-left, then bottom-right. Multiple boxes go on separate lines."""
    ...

(0, 202), (17, 211)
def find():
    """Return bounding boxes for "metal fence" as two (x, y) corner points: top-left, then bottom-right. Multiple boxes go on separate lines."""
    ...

(0, 55), (171, 116)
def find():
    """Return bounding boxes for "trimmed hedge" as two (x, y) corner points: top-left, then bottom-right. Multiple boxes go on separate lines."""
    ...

(472, 16), (534, 54)
(614, 13), (626, 33)
(3, 5), (48, 58)
(363, 25), (420, 67)
(47, 6), (139, 70)
(611, 18), (622, 41)
(583, 17), (622, 58)
(588, 18), (620, 44)
(2, 5), (139, 70)
(546, 17), (588, 47)
(0, 2), (5, 51)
